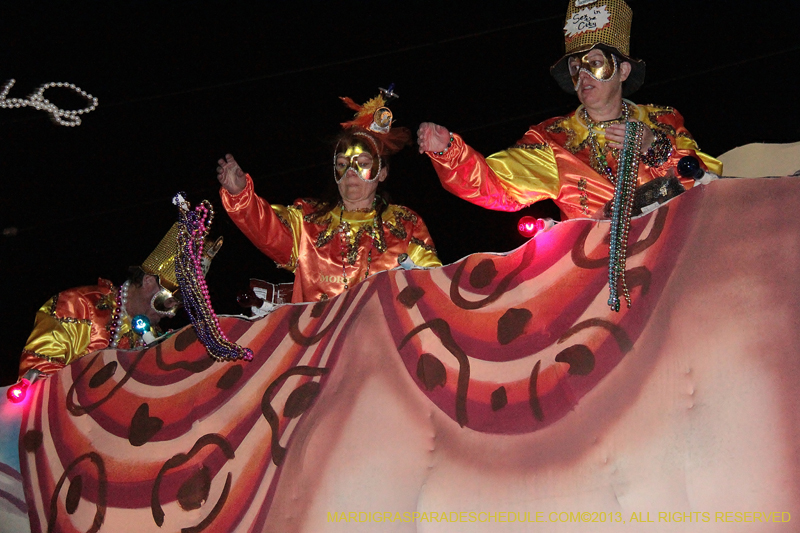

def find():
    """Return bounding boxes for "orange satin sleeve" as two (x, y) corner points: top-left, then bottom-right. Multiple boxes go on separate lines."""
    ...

(220, 174), (297, 269)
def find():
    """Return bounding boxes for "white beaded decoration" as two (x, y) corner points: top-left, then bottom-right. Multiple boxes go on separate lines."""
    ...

(0, 78), (98, 126)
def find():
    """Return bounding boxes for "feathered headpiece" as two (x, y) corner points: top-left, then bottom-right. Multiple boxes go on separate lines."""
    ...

(337, 85), (411, 157)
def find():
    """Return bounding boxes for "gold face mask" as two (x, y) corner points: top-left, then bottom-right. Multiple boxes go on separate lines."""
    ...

(334, 140), (379, 182)
(568, 50), (617, 87)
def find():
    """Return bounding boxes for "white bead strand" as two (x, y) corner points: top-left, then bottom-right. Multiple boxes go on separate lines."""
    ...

(0, 78), (98, 126)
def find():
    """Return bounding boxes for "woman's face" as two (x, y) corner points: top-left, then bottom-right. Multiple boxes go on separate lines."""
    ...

(334, 139), (387, 208)
(335, 141), (378, 182)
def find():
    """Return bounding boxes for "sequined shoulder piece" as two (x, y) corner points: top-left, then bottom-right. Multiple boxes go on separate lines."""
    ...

(545, 115), (586, 155)
(302, 200), (333, 226)
(48, 287), (106, 326)
(382, 204), (419, 242)
(639, 104), (679, 138)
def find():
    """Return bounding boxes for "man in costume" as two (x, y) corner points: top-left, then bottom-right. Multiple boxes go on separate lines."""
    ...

(17, 224), (189, 379)
(417, 0), (722, 220)
(218, 89), (441, 303)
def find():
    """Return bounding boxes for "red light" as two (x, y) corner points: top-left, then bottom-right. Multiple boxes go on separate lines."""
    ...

(517, 216), (547, 238)
(7, 379), (30, 404)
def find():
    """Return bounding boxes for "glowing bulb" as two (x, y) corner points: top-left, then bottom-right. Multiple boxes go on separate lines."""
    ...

(132, 314), (151, 335)
(7, 379), (30, 404)
(517, 216), (547, 238)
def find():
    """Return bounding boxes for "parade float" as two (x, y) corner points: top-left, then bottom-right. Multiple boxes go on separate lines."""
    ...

(1, 142), (799, 532)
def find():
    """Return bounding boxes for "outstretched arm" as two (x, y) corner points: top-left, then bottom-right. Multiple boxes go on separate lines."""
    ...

(218, 155), (297, 268)
(419, 124), (560, 212)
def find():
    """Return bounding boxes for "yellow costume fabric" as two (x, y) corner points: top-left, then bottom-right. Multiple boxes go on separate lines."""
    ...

(428, 103), (722, 220)
(18, 279), (140, 378)
(221, 175), (441, 303)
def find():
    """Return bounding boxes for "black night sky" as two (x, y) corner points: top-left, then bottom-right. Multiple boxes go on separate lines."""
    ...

(2, 1), (799, 385)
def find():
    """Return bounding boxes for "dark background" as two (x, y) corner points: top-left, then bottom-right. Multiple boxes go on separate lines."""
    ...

(2, 1), (799, 385)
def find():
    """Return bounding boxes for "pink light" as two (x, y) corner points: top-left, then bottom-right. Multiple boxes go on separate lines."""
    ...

(517, 216), (546, 238)
(7, 379), (30, 404)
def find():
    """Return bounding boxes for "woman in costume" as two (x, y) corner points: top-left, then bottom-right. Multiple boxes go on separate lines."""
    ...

(218, 89), (441, 303)
(417, 0), (723, 220)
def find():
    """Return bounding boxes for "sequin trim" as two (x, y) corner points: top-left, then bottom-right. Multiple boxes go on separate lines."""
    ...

(511, 143), (548, 150)
(577, 178), (590, 215)
(21, 349), (64, 363)
(546, 118), (581, 154)
(411, 237), (437, 253)
(310, 204), (417, 259)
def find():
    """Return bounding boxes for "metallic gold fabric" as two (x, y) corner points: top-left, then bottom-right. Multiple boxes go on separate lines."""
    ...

(564, 0), (633, 56)
(141, 223), (180, 292)
(18, 279), (138, 378)
(429, 103), (722, 220)
(221, 175), (441, 302)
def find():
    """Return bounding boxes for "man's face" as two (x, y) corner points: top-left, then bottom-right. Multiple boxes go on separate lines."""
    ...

(128, 275), (179, 326)
(571, 48), (630, 110)
(569, 48), (617, 87)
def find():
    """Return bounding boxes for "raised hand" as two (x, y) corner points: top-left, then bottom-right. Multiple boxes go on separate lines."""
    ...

(417, 122), (451, 154)
(217, 153), (246, 195)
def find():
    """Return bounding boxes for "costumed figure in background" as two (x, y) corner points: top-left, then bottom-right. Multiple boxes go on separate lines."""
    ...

(218, 87), (442, 305)
(15, 224), (222, 385)
(417, 0), (723, 221)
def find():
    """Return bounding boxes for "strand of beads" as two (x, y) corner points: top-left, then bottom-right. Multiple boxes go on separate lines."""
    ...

(339, 204), (351, 290)
(607, 121), (644, 312)
(0, 79), (98, 126)
(583, 103), (630, 183)
(108, 281), (129, 348)
(174, 193), (253, 361)
(432, 133), (454, 156)
(338, 202), (378, 290)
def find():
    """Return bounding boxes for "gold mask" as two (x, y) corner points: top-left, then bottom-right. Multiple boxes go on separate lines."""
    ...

(568, 50), (617, 87)
(334, 140), (379, 182)
(150, 286), (180, 317)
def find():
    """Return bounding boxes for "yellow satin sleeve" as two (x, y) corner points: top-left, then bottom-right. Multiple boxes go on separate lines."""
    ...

(22, 299), (93, 367)
(485, 144), (562, 205)
(407, 242), (441, 268)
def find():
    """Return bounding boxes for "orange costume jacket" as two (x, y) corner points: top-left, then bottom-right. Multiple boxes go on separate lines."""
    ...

(221, 175), (441, 302)
(428, 102), (723, 219)
(19, 279), (141, 378)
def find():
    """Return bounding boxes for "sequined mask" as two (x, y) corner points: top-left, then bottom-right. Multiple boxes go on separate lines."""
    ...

(150, 286), (180, 317)
(569, 50), (618, 87)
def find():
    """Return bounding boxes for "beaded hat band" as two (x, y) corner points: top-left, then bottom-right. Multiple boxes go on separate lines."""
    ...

(550, 0), (645, 97)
